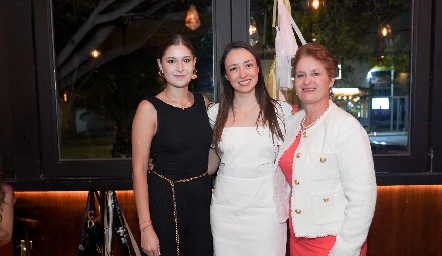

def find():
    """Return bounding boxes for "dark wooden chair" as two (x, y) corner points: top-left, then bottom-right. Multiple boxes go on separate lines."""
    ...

(14, 216), (40, 256)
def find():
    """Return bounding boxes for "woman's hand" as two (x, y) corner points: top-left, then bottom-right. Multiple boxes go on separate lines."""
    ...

(147, 158), (154, 171)
(141, 227), (160, 256)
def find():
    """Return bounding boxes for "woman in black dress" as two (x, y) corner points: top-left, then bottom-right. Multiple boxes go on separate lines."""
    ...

(132, 34), (213, 256)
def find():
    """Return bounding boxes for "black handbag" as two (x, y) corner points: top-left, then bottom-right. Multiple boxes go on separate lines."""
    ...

(108, 190), (141, 256)
(78, 189), (104, 256)
(78, 189), (140, 256)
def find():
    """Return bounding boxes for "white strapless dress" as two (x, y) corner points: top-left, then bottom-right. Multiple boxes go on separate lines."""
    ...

(210, 126), (287, 256)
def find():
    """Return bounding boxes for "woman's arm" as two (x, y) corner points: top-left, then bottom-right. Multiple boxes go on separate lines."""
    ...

(202, 94), (210, 109)
(207, 148), (220, 175)
(330, 117), (377, 256)
(0, 189), (14, 240)
(131, 100), (160, 256)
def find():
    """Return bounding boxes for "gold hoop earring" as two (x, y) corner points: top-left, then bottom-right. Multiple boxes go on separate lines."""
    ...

(191, 69), (198, 79)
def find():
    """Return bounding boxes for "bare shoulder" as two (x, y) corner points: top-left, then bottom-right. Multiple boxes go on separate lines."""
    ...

(137, 99), (155, 112)
(4, 188), (14, 205)
(133, 99), (157, 138)
(133, 99), (157, 127)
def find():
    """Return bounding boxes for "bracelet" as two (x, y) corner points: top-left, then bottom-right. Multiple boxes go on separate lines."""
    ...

(139, 219), (152, 227)
(140, 223), (153, 232)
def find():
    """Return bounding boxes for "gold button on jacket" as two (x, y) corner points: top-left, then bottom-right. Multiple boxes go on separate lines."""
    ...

(320, 156), (326, 163)
(295, 209), (301, 214)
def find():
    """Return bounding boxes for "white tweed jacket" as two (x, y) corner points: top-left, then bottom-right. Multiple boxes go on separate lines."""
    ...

(272, 100), (377, 256)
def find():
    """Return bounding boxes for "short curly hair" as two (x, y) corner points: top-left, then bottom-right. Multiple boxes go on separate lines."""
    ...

(293, 42), (338, 79)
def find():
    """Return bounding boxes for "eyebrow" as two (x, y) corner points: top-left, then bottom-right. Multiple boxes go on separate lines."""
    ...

(227, 59), (254, 68)
(296, 68), (320, 73)
(164, 56), (193, 59)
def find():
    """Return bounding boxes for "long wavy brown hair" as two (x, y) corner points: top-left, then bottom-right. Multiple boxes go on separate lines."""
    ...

(213, 41), (284, 152)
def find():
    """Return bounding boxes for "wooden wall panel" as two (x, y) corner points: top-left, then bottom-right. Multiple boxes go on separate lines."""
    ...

(367, 185), (442, 255)
(13, 186), (442, 255)
(13, 191), (140, 256)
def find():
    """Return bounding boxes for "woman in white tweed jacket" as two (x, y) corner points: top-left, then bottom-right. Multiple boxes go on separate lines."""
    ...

(274, 43), (377, 256)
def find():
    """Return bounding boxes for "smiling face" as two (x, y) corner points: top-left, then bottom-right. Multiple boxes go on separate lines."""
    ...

(157, 44), (196, 88)
(294, 56), (334, 106)
(224, 48), (259, 95)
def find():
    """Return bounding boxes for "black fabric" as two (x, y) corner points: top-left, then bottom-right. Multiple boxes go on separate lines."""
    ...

(149, 93), (212, 178)
(147, 93), (213, 256)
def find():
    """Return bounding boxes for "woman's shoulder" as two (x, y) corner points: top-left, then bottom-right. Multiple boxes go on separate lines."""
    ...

(207, 101), (219, 112)
(133, 99), (157, 125)
(207, 102), (219, 126)
(2, 183), (13, 193)
(2, 183), (16, 205)
(324, 102), (366, 137)
(137, 98), (156, 112)
(327, 102), (362, 126)
(274, 100), (292, 113)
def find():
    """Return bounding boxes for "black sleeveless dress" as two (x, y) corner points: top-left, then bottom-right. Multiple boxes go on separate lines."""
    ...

(147, 93), (213, 256)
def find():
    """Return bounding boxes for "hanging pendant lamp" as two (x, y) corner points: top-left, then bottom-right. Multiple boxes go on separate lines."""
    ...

(306, 0), (326, 10)
(185, 5), (201, 30)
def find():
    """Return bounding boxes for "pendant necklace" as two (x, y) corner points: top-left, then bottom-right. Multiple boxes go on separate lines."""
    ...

(234, 103), (258, 116)
(165, 92), (190, 110)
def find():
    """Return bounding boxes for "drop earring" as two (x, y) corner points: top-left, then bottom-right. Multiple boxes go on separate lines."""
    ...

(191, 69), (198, 79)
(329, 87), (334, 97)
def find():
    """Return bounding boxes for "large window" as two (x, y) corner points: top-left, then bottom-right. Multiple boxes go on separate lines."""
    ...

(250, 0), (411, 155)
(248, 0), (435, 178)
(1, 0), (440, 189)
(52, 0), (214, 159)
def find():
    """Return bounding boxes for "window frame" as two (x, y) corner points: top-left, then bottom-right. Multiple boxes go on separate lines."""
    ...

(1, 0), (441, 191)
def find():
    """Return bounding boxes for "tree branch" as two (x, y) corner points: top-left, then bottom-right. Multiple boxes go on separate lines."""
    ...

(58, 21), (163, 90)
(57, 25), (115, 82)
(96, 0), (146, 24)
(56, 0), (143, 68)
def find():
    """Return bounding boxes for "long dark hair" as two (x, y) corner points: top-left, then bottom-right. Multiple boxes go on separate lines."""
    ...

(157, 34), (195, 89)
(213, 41), (284, 152)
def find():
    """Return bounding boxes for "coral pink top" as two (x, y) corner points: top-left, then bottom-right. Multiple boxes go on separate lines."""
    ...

(279, 131), (367, 256)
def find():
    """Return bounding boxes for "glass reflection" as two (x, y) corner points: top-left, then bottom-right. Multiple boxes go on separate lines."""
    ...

(250, 0), (411, 155)
(52, 0), (213, 159)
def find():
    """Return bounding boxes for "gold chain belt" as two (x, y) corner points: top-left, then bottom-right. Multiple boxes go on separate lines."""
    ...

(151, 170), (208, 256)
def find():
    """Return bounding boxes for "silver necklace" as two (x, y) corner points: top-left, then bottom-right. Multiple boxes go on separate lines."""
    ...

(165, 92), (190, 110)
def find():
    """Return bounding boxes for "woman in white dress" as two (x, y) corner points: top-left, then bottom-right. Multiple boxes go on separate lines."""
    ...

(207, 41), (293, 256)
